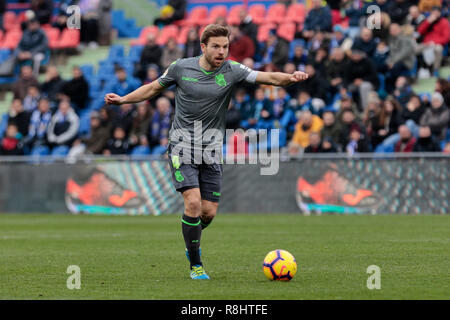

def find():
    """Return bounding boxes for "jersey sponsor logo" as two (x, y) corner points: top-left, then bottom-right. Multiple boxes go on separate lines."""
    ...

(182, 76), (199, 82)
(239, 64), (251, 72)
(215, 73), (227, 87)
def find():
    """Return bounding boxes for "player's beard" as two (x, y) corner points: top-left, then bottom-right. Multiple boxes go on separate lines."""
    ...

(204, 51), (226, 69)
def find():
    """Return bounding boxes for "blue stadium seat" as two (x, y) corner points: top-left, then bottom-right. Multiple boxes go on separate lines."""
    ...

(151, 145), (167, 155)
(128, 45), (144, 63)
(131, 145), (151, 155)
(0, 113), (9, 139)
(80, 64), (94, 78)
(31, 145), (50, 156)
(51, 145), (70, 157)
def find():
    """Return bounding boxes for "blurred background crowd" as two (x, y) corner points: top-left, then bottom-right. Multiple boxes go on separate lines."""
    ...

(0, 0), (449, 158)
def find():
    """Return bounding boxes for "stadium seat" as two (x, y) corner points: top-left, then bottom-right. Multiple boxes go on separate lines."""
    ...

(257, 23), (276, 43)
(176, 26), (191, 45)
(226, 4), (244, 25)
(277, 22), (296, 42)
(128, 45), (144, 62)
(1, 29), (22, 49)
(285, 3), (306, 24)
(80, 64), (94, 79)
(131, 145), (151, 156)
(0, 113), (9, 139)
(43, 28), (60, 49)
(55, 29), (80, 49)
(108, 44), (125, 63)
(130, 26), (159, 46)
(31, 145), (50, 156)
(205, 5), (228, 25)
(248, 4), (266, 25)
(51, 145), (70, 157)
(178, 6), (208, 27)
(156, 25), (179, 46)
(3, 12), (20, 32)
(151, 145), (167, 155)
(265, 3), (286, 24)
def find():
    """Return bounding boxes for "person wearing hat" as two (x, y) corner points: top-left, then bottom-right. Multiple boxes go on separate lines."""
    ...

(419, 92), (449, 141)
(416, 5), (450, 75)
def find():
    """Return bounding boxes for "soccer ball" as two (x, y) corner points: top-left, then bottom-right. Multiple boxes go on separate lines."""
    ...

(263, 249), (297, 281)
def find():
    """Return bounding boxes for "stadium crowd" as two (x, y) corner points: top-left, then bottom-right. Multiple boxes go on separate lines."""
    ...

(0, 0), (450, 157)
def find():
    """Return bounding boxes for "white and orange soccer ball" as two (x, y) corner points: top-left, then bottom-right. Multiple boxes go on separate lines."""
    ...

(263, 249), (297, 281)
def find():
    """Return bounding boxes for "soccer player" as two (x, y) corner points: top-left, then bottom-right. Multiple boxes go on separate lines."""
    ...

(105, 24), (308, 279)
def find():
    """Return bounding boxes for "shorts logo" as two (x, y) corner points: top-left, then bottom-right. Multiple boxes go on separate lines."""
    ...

(175, 170), (185, 182)
(212, 192), (221, 197)
(215, 74), (227, 87)
(171, 155), (181, 169)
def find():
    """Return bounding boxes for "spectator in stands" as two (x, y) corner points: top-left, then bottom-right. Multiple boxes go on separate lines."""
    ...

(352, 27), (377, 58)
(226, 100), (241, 130)
(394, 124), (416, 152)
(23, 85), (41, 112)
(401, 94), (426, 125)
(0, 124), (24, 156)
(345, 49), (379, 111)
(320, 137), (338, 153)
(41, 65), (65, 105)
(435, 78), (450, 108)
(104, 126), (129, 155)
(31, 0), (53, 25)
(385, 23), (416, 93)
(238, 9), (258, 51)
(109, 66), (140, 100)
(386, 0), (410, 24)
(413, 125), (441, 151)
(337, 95), (362, 122)
(161, 38), (183, 70)
(443, 142), (450, 153)
(304, 132), (322, 153)
(15, 18), (49, 75)
(129, 102), (151, 149)
(271, 87), (291, 127)
(295, 64), (328, 103)
(326, 47), (348, 97)
(372, 41), (390, 73)
(420, 92), (449, 141)
(393, 76), (413, 107)
(149, 97), (172, 154)
(302, 0), (332, 39)
(154, 0), (186, 27)
(0, 0), (5, 31)
(23, 97), (52, 149)
(343, 0), (367, 40)
(68, 110), (110, 157)
(320, 110), (340, 148)
(329, 24), (352, 52)
(98, 0), (113, 46)
(337, 109), (364, 148)
(12, 65), (40, 101)
(229, 26), (255, 63)
(79, 0), (101, 48)
(260, 30), (289, 71)
(369, 97), (402, 148)
(418, 0), (442, 13)
(60, 66), (89, 111)
(143, 64), (160, 85)
(289, 110), (324, 153)
(111, 103), (136, 135)
(183, 28), (201, 58)
(7, 99), (30, 138)
(416, 6), (450, 76)
(47, 99), (80, 148)
(241, 87), (273, 129)
(290, 46), (308, 71)
(406, 5), (426, 31)
(346, 124), (370, 154)
(137, 33), (163, 80)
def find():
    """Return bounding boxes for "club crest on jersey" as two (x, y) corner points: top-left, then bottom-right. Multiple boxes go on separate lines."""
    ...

(215, 74), (227, 87)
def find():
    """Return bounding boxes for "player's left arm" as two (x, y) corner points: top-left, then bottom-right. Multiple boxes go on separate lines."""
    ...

(255, 71), (309, 87)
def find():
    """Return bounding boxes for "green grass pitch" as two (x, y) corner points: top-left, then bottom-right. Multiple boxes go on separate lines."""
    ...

(0, 214), (449, 300)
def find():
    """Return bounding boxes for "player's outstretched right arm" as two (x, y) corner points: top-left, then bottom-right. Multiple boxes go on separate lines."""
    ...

(104, 80), (165, 105)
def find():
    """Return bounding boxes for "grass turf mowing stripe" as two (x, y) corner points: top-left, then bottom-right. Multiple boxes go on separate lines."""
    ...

(0, 214), (449, 299)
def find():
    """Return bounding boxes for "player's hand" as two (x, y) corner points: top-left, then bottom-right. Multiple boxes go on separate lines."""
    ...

(104, 93), (124, 105)
(290, 71), (309, 83)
